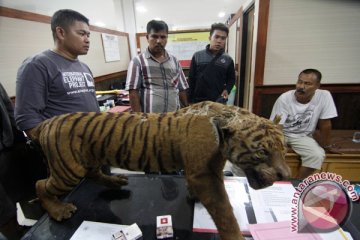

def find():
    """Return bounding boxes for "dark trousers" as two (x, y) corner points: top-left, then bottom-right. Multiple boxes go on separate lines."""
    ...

(0, 141), (47, 226)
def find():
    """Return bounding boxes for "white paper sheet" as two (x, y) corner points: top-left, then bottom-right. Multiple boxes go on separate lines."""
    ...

(70, 221), (128, 240)
(193, 178), (296, 234)
(193, 177), (253, 234)
(249, 181), (295, 223)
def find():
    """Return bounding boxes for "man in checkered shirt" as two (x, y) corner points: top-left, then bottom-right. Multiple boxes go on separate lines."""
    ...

(126, 20), (188, 113)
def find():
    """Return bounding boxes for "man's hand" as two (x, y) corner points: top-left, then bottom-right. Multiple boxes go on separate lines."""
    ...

(128, 89), (142, 112)
(25, 129), (34, 139)
(221, 90), (229, 99)
(323, 144), (343, 154)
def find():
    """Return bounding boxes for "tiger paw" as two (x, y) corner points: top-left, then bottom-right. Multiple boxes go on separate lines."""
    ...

(111, 174), (129, 186)
(102, 175), (129, 188)
(49, 202), (77, 221)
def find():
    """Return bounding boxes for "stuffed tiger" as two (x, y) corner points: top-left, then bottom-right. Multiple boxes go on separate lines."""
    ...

(30, 101), (290, 240)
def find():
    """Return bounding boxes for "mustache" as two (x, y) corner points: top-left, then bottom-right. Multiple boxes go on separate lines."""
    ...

(296, 88), (305, 93)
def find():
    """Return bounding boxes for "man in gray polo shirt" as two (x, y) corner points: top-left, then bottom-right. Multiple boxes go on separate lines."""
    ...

(13, 10), (103, 227)
(15, 9), (99, 137)
(126, 20), (189, 113)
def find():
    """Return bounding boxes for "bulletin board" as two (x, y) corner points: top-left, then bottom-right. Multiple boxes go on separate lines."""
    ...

(101, 33), (121, 62)
(136, 30), (209, 68)
(166, 32), (208, 67)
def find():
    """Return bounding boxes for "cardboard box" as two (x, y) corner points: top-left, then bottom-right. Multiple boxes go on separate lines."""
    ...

(112, 223), (142, 240)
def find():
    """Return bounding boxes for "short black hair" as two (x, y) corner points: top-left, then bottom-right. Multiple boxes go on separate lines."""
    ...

(299, 69), (322, 83)
(51, 9), (89, 40)
(146, 20), (168, 34)
(210, 23), (229, 36)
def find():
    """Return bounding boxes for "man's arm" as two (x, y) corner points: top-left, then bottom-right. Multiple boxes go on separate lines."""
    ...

(179, 90), (188, 108)
(187, 55), (197, 103)
(15, 61), (48, 132)
(128, 90), (142, 112)
(318, 119), (332, 147)
(173, 57), (189, 107)
(224, 58), (236, 99)
(221, 90), (229, 99)
(125, 59), (143, 112)
(269, 96), (287, 124)
(318, 119), (340, 153)
(0, 83), (15, 125)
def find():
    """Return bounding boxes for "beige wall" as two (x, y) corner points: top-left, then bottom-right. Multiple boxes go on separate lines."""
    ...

(0, 16), (130, 96)
(80, 32), (130, 77)
(0, 17), (52, 96)
(227, 23), (237, 62)
(264, 0), (360, 85)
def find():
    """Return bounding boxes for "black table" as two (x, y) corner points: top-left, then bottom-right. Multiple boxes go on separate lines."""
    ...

(22, 175), (360, 240)
(22, 174), (221, 240)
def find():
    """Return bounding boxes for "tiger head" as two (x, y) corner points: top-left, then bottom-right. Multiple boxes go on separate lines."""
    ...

(179, 101), (291, 189)
(215, 109), (291, 190)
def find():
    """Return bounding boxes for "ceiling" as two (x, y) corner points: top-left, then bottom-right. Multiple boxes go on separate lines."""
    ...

(0, 0), (244, 32)
(133, 0), (244, 31)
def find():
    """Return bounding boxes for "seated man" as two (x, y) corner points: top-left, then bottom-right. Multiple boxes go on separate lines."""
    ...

(270, 69), (338, 178)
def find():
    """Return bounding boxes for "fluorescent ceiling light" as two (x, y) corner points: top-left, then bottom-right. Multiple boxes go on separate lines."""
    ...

(218, 11), (226, 18)
(136, 5), (147, 12)
(94, 21), (106, 27)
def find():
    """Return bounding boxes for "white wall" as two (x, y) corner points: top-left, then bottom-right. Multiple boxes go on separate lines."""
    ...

(227, 23), (237, 62)
(264, 0), (360, 85)
(121, 0), (137, 58)
(0, 16), (130, 96)
(0, 0), (125, 31)
(0, 17), (53, 96)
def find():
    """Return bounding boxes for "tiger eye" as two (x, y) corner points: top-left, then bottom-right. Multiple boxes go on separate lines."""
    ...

(256, 149), (265, 157)
(255, 149), (269, 161)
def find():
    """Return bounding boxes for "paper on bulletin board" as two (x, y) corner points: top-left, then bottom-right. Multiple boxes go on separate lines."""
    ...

(166, 32), (208, 67)
(101, 33), (121, 62)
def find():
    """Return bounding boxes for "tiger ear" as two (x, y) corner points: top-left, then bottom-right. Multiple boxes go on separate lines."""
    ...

(212, 116), (234, 139)
(273, 115), (282, 125)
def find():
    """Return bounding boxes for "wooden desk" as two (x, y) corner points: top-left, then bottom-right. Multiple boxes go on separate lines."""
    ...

(286, 130), (360, 180)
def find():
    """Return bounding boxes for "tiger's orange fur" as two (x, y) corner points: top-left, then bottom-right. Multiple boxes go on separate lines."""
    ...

(30, 101), (290, 240)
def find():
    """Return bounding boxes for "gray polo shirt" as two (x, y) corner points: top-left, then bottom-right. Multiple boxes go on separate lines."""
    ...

(15, 50), (99, 131)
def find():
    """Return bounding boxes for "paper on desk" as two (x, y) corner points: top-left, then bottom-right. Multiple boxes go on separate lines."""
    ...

(249, 221), (322, 240)
(249, 181), (295, 223)
(249, 221), (353, 240)
(193, 177), (253, 234)
(317, 227), (353, 240)
(70, 221), (128, 240)
(193, 178), (295, 234)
